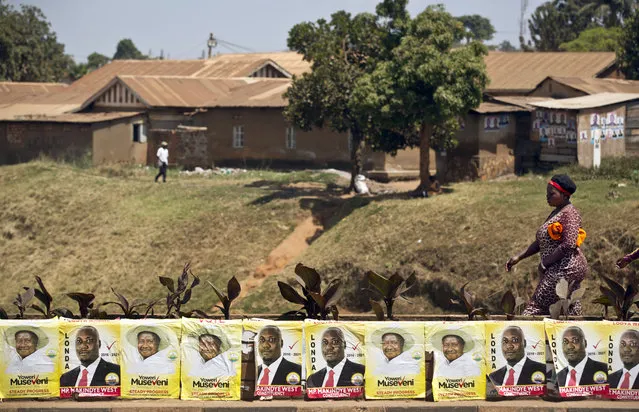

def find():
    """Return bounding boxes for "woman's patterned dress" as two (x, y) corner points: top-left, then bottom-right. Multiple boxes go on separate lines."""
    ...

(522, 203), (588, 316)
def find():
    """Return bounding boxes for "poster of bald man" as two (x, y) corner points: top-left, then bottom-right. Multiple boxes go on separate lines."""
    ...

(365, 321), (425, 399)
(120, 319), (181, 399)
(606, 321), (639, 400)
(243, 320), (303, 398)
(0, 319), (59, 398)
(180, 318), (242, 400)
(485, 321), (546, 397)
(544, 320), (608, 397)
(425, 322), (486, 401)
(59, 319), (121, 398)
(304, 320), (365, 399)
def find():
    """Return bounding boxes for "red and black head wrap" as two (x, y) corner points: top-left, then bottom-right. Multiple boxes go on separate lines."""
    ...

(549, 174), (576, 197)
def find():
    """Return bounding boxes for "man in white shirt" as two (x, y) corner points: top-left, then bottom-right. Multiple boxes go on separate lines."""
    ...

(372, 331), (420, 376)
(154, 141), (169, 183)
(434, 334), (481, 378)
(488, 326), (546, 386)
(59, 326), (120, 387)
(609, 329), (639, 389)
(126, 329), (176, 375)
(189, 333), (236, 378)
(306, 327), (365, 388)
(557, 326), (607, 387)
(5, 327), (54, 374)
(256, 325), (301, 386)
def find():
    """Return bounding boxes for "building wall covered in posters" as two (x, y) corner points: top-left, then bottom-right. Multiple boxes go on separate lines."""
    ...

(576, 104), (627, 167)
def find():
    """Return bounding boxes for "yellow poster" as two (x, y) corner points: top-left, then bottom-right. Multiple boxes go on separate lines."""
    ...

(58, 318), (121, 398)
(605, 321), (639, 400)
(180, 318), (242, 400)
(304, 320), (365, 399)
(544, 319), (608, 397)
(425, 321), (486, 401)
(243, 320), (303, 398)
(120, 319), (181, 399)
(485, 321), (546, 397)
(364, 321), (425, 399)
(0, 318), (59, 398)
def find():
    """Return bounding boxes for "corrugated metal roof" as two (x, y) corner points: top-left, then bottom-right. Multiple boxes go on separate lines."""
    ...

(0, 82), (68, 104)
(5, 111), (142, 123)
(484, 52), (616, 93)
(471, 102), (529, 113)
(489, 95), (555, 110)
(0, 103), (81, 120)
(116, 76), (290, 108)
(530, 93), (639, 110)
(545, 76), (639, 94)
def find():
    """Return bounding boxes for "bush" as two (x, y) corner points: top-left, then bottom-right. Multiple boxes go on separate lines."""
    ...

(557, 157), (639, 181)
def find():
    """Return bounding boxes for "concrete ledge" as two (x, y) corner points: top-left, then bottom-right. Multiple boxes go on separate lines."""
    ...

(1, 399), (639, 411)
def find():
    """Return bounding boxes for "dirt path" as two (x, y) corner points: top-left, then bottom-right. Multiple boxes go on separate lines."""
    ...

(239, 216), (322, 298)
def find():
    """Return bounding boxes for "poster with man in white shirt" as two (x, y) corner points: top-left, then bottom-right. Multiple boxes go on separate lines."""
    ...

(59, 319), (121, 398)
(0, 319), (59, 398)
(305, 321), (365, 399)
(486, 322), (546, 397)
(607, 323), (639, 400)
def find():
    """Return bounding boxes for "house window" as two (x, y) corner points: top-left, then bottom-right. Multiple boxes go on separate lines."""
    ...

(233, 125), (244, 148)
(133, 123), (146, 143)
(285, 127), (296, 149)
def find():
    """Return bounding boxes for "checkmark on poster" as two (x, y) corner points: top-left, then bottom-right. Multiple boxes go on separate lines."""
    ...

(106, 341), (116, 350)
(288, 340), (299, 350)
(531, 340), (541, 349)
(352, 342), (361, 350)
(593, 339), (602, 349)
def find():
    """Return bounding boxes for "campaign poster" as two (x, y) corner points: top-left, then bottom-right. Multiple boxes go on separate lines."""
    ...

(485, 321), (546, 397)
(605, 321), (639, 400)
(304, 320), (365, 399)
(364, 321), (425, 399)
(58, 318), (121, 398)
(545, 319), (608, 397)
(180, 318), (242, 400)
(120, 319), (181, 399)
(0, 318), (59, 398)
(425, 322), (486, 401)
(242, 320), (303, 398)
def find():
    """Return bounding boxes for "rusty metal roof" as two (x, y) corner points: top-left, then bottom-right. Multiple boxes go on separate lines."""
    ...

(114, 76), (290, 108)
(489, 95), (556, 110)
(0, 82), (68, 104)
(484, 52), (617, 93)
(542, 76), (639, 95)
(471, 101), (529, 113)
(0, 110), (142, 123)
(530, 93), (639, 110)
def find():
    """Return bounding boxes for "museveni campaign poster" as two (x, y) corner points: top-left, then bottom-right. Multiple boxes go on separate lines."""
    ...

(605, 321), (639, 400)
(0, 318), (59, 398)
(243, 320), (303, 398)
(544, 319), (608, 397)
(180, 318), (242, 400)
(485, 321), (546, 397)
(304, 320), (365, 399)
(365, 321), (425, 399)
(58, 318), (121, 398)
(425, 322), (486, 401)
(120, 319), (181, 399)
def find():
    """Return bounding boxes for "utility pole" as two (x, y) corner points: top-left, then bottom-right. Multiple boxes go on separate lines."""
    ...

(207, 33), (217, 59)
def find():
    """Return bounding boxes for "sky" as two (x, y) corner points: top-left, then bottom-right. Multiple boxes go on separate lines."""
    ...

(10, 0), (548, 63)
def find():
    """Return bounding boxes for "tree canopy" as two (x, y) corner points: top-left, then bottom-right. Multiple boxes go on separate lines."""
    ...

(618, 8), (639, 80)
(559, 26), (622, 51)
(456, 14), (495, 43)
(0, 1), (72, 82)
(113, 38), (146, 60)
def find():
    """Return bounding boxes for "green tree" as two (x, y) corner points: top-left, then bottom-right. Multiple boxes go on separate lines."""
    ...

(618, 8), (639, 80)
(528, 0), (592, 51)
(353, 5), (488, 192)
(498, 40), (518, 51)
(284, 9), (384, 191)
(0, 1), (72, 82)
(87, 52), (110, 70)
(581, 0), (636, 27)
(113, 38), (146, 60)
(559, 26), (622, 51)
(457, 14), (496, 43)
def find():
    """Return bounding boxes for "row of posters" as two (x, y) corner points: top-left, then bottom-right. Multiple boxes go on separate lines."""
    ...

(1, 318), (638, 401)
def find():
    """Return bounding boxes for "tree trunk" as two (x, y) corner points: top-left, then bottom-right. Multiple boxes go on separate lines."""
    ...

(415, 122), (433, 194)
(348, 130), (364, 193)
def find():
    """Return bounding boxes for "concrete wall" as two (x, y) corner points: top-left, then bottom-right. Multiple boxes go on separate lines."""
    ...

(0, 122), (93, 164)
(576, 103), (626, 167)
(626, 102), (639, 156)
(92, 119), (147, 165)
(532, 109), (579, 164)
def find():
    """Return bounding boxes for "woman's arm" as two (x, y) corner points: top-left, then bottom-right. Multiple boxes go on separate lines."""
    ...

(506, 240), (540, 271)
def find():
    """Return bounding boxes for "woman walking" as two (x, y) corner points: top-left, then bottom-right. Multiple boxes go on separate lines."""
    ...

(505, 174), (588, 315)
